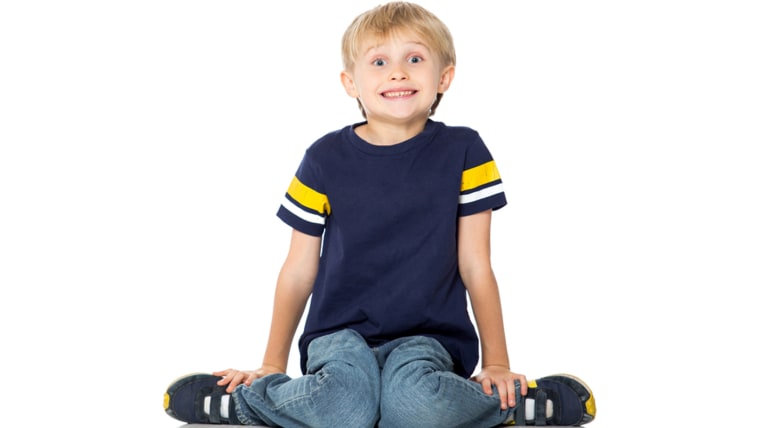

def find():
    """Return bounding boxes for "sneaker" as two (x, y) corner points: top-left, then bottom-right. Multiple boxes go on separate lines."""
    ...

(164, 373), (241, 424)
(511, 373), (596, 426)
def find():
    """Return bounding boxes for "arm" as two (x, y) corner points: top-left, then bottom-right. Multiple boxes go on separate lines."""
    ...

(458, 210), (527, 409)
(215, 229), (321, 392)
(261, 228), (321, 371)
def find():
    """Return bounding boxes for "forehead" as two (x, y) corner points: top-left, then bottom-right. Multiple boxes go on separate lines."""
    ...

(358, 29), (431, 54)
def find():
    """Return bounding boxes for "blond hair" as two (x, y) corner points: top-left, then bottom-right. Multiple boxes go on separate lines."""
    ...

(341, 2), (456, 117)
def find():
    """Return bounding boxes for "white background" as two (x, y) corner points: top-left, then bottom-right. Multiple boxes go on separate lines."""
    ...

(1, 1), (758, 427)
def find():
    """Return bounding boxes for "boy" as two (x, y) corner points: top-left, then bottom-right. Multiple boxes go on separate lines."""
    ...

(164, 2), (596, 427)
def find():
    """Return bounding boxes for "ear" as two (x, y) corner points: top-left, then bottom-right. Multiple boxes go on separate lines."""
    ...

(438, 65), (455, 93)
(341, 71), (359, 98)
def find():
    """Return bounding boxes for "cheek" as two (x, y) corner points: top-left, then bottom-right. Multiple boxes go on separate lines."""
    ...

(353, 78), (378, 97)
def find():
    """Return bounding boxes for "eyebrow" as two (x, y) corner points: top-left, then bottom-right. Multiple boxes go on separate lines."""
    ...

(362, 40), (430, 56)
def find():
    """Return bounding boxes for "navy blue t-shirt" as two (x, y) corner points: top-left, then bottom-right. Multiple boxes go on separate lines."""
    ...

(276, 119), (506, 378)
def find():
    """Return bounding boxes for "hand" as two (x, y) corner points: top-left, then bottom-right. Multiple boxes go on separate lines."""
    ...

(212, 365), (286, 393)
(470, 366), (528, 410)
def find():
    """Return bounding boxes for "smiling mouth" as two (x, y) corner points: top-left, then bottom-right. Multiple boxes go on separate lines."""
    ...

(382, 90), (416, 98)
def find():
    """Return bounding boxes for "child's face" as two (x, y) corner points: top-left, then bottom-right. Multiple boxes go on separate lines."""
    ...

(341, 30), (454, 125)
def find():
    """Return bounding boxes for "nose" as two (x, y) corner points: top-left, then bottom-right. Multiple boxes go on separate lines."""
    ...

(389, 64), (408, 81)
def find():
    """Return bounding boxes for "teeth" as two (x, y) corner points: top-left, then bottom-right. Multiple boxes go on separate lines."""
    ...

(384, 90), (414, 97)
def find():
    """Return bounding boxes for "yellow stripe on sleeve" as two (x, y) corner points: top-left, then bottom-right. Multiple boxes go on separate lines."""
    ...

(287, 177), (331, 216)
(461, 160), (501, 192)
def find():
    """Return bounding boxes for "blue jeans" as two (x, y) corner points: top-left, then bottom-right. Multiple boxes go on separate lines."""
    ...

(232, 329), (517, 428)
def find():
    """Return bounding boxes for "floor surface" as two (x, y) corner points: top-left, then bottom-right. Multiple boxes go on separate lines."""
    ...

(180, 425), (586, 428)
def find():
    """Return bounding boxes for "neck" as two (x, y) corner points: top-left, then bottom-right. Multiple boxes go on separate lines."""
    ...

(355, 117), (428, 146)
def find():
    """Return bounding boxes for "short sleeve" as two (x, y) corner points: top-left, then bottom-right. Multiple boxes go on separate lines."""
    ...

(276, 151), (331, 236)
(458, 135), (507, 216)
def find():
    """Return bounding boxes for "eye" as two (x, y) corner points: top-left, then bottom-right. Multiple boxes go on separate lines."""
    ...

(408, 56), (423, 64)
(372, 58), (387, 66)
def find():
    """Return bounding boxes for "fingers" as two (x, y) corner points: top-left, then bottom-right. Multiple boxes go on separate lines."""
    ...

(211, 368), (231, 378)
(501, 379), (513, 410)
(211, 369), (250, 393)
(211, 366), (286, 392)
(478, 378), (510, 410)
(480, 378), (494, 396)
(478, 377), (526, 410)
(244, 371), (259, 387)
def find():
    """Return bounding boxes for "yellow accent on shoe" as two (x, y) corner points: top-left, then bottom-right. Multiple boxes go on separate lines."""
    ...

(527, 379), (538, 388)
(586, 390), (597, 417)
(163, 392), (170, 410)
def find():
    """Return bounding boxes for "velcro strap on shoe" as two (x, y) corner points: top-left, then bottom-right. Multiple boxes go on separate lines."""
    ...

(510, 379), (525, 426)
(515, 400), (526, 426)
(194, 387), (212, 423)
(535, 389), (548, 425)
(208, 389), (225, 424)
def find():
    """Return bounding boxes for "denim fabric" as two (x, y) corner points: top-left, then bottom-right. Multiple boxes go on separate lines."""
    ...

(376, 335), (517, 428)
(231, 329), (517, 428)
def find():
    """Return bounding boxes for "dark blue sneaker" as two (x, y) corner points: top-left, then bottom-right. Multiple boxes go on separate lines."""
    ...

(164, 373), (241, 424)
(513, 374), (596, 426)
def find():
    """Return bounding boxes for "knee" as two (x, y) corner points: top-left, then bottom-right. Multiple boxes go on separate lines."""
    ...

(381, 369), (501, 428)
(318, 358), (380, 398)
(313, 361), (380, 427)
(380, 371), (453, 427)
